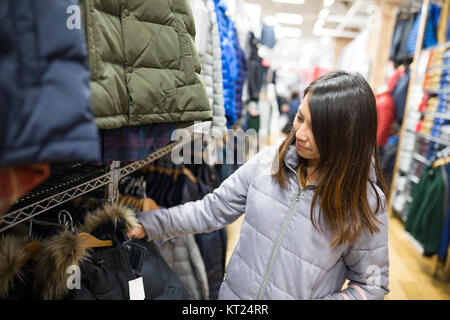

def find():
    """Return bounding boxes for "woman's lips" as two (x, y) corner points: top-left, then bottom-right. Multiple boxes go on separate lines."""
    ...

(296, 141), (309, 151)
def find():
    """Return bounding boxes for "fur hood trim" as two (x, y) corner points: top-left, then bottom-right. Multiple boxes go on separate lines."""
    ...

(81, 204), (140, 234)
(32, 205), (139, 300)
(0, 234), (28, 299)
(33, 230), (89, 300)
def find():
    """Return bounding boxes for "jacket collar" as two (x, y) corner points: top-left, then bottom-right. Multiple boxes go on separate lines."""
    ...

(284, 144), (301, 172)
(283, 145), (318, 188)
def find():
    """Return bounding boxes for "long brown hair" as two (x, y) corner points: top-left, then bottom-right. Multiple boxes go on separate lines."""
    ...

(273, 71), (388, 247)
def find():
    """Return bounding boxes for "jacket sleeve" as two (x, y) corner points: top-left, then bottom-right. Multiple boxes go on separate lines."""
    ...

(316, 188), (390, 300)
(137, 151), (261, 241)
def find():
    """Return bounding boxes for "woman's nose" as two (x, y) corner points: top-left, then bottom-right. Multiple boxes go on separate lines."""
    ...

(295, 125), (308, 142)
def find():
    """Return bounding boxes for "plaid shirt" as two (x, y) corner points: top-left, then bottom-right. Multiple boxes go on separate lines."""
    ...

(0, 163), (50, 217)
(101, 123), (177, 161)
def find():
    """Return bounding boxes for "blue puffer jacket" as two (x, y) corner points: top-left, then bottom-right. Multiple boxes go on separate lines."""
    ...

(0, 0), (100, 167)
(214, 0), (239, 127)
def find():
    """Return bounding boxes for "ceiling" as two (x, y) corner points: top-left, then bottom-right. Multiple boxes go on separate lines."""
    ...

(243, 0), (407, 39)
(237, 0), (409, 95)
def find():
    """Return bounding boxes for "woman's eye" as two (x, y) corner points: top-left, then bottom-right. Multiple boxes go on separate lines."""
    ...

(297, 116), (304, 122)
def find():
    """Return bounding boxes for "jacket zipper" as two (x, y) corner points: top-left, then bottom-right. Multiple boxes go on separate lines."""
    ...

(309, 272), (327, 299)
(285, 163), (322, 299)
(257, 188), (302, 300)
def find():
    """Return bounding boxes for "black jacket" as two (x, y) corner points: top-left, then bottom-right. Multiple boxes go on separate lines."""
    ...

(32, 205), (192, 300)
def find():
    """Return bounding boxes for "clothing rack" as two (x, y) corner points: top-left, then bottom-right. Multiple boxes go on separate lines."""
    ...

(387, 0), (450, 282)
(389, 0), (450, 217)
(0, 125), (200, 233)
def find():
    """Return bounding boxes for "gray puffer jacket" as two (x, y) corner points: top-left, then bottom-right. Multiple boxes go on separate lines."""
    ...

(138, 144), (390, 300)
(189, 0), (226, 135)
(158, 234), (209, 300)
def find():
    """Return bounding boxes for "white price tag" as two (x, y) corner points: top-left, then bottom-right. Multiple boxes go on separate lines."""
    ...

(129, 277), (145, 300)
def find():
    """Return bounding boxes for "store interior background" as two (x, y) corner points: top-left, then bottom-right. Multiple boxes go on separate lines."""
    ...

(235, 0), (399, 101)
(1, 0), (449, 300)
(223, 0), (450, 299)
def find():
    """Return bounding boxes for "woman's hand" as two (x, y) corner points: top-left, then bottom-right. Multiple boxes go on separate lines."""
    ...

(126, 225), (147, 239)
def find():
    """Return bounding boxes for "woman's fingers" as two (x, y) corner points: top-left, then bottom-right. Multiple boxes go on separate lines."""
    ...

(126, 225), (147, 239)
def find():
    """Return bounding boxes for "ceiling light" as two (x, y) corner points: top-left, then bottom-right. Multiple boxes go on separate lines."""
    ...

(324, 0), (335, 7)
(263, 15), (277, 26)
(272, 0), (305, 4)
(276, 13), (303, 25)
(276, 26), (302, 38)
(319, 8), (329, 20)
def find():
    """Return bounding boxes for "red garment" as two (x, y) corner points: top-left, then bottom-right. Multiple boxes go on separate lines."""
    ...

(376, 91), (395, 148)
(387, 68), (406, 93)
(0, 163), (50, 217)
(418, 95), (430, 112)
(416, 119), (424, 132)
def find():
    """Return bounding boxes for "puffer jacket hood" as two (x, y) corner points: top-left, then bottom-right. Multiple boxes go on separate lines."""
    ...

(80, 0), (211, 129)
(0, 234), (30, 299)
(32, 230), (89, 300)
(81, 204), (140, 235)
(138, 144), (389, 300)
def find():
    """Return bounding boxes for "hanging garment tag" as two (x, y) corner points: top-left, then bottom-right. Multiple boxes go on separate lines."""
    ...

(129, 277), (145, 300)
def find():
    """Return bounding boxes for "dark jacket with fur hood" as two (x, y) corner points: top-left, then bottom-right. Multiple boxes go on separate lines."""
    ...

(32, 205), (191, 300)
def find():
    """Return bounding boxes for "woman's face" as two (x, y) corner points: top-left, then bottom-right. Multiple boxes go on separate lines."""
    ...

(292, 95), (320, 162)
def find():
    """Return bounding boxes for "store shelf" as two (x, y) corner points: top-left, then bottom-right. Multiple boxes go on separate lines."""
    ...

(416, 132), (450, 146)
(422, 41), (450, 52)
(423, 89), (450, 94)
(426, 64), (450, 71)
(413, 152), (432, 166)
(421, 111), (450, 120)
(406, 128), (450, 146)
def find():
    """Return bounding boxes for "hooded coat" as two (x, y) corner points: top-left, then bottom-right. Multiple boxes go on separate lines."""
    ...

(79, 0), (211, 129)
(138, 144), (390, 300)
(32, 205), (191, 300)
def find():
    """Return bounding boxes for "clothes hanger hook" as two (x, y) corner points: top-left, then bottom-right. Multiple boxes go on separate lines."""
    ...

(58, 210), (74, 232)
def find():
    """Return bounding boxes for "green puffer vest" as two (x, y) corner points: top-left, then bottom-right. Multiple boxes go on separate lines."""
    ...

(80, 0), (212, 129)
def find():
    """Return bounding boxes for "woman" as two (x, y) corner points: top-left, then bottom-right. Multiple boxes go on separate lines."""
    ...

(129, 71), (390, 300)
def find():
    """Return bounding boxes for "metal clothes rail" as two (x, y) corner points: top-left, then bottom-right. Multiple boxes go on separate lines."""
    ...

(0, 126), (198, 233)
